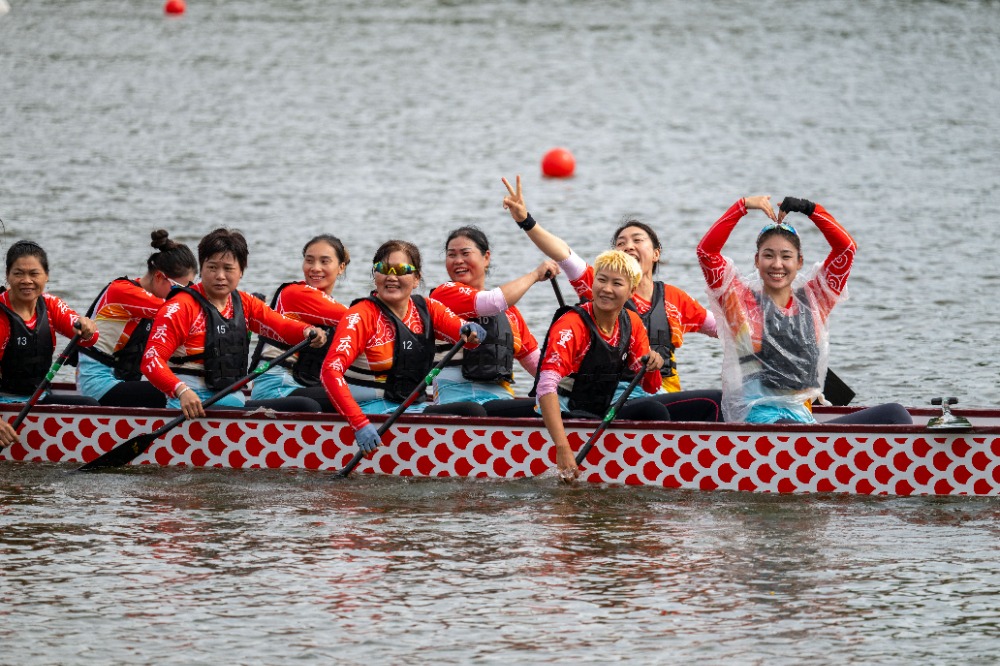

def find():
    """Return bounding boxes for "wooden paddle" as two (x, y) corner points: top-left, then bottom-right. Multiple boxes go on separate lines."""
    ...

(575, 358), (649, 466)
(335, 336), (466, 479)
(78, 331), (316, 471)
(8, 321), (83, 433)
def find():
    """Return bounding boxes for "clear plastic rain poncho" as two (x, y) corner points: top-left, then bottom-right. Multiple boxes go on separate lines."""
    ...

(706, 256), (847, 423)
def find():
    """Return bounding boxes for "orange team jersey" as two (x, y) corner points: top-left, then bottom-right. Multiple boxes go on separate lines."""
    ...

(569, 266), (706, 391)
(272, 282), (347, 328)
(430, 282), (538, 361)
(89, 278), (163, 357)
(321, 296), (468, 429)
(0, 291), (99, 358)
(258, 281), (347, 362)
(142, 284), (309, 397)
(538, 301), (662, 396)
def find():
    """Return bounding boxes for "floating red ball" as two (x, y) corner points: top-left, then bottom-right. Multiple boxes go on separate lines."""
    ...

(164, 0), (186, 15)
(541, 148), (575, 178)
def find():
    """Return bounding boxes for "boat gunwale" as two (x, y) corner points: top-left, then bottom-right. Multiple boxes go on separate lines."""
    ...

(3, 403), (999, 435)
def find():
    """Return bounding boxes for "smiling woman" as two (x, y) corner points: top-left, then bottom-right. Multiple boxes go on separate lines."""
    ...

(249, 234), (350, 412)
(501, 174), (723, 421)
(320, 239), (491, 457)
(140, 228), (330, 418)
(697, 196), (911, 426)
(532, 249), (668, 479)
(428, 225), (558, 416)
(0, 240), (100, 414)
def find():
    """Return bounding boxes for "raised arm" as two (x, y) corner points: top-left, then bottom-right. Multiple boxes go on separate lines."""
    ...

(778, 197), (856, 297)
(502, 175), (573, 262)
(697, 196), (777, 291)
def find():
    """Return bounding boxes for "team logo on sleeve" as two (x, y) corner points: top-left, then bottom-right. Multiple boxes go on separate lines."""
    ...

(345, 313), (361, 330)
(556, 329), (573, 347)
(150, 323), (169, 343)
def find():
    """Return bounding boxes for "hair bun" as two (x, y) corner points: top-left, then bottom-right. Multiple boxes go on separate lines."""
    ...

(150, 229), (174, 251)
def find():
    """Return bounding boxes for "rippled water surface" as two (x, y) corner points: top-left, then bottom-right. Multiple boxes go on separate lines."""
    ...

(3, 0), (1000, 663)
(5, 464), (1000, 664)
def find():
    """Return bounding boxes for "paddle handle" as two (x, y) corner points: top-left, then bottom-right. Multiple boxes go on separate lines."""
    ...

(337, 336), (466, 478)
(197, 332), (316, 411)
(575, 357), (649, 466)
(550, 275), (566, 308)
(10, 322), (83, 433)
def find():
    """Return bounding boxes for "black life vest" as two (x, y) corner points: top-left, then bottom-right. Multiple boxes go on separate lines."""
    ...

(428, 287), (514, 383)
(624, 280), (676, 379)
(740, 287), (820, 391)
(343, 295), (435, 404)
(247, 282), (333, 387)
(531, 305), (631, 417)
(168, 287), (249, 391)
(76, 277), (153, 381)
(0, 294), (54, 395)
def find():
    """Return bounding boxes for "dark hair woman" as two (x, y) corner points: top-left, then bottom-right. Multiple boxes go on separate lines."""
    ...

(76, 229), (198, 407)
(0, 240), (99, 408)
(141, 228), (329, 418)
(320, 240), (489, 456)
(250, 234), (350, 412)
(428, 225), (559, 417)
(502, 175), (723, 422)
(697, 195), (910, 425)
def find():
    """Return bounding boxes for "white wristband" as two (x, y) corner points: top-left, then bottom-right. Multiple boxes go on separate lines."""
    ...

(175, 385), (191, 399)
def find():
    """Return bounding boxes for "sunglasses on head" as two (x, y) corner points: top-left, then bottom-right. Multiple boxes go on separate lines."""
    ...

(757, 222), (798, 242)
(373, 261), (417, 276)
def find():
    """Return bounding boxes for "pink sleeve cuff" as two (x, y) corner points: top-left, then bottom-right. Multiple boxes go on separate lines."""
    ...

(559, 251), (588, 282)
(535, 369), (562, 398)
(519, 348), (541, 375)
(474, 287), (509, 316)
(699, 310), (718, 338)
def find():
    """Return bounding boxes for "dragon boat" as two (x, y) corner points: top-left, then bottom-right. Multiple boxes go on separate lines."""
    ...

(3, 399), (999, 496)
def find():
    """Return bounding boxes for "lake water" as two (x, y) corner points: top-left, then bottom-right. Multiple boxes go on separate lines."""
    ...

(3, 0), (1000, 663)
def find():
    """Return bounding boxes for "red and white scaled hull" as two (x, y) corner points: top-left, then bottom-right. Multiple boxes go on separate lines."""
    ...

(3, 404), (1000, 496)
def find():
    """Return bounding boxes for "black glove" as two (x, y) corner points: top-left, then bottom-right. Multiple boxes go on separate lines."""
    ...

(779, 197), (816, 216)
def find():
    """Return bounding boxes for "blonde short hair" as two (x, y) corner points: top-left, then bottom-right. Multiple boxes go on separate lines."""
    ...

(593, 250), (641, 288)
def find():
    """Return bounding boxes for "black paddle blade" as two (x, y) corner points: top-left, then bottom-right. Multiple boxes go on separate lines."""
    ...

(334, 450), (366, 479)
(77, 432), (159, 471)
(823, 368), (855, 407)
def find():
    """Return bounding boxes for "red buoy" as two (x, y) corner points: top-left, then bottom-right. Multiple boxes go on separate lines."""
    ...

(164, 0), (186, 15)
(541, 147), (575, 178)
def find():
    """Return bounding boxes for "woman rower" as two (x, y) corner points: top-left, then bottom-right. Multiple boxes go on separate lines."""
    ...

(502, 175), (722, 421)
(535, 250), (668, 480)
(429, 225), (558, 416)
(0, 240), (99, 406)
(697, 195), (910, 425)
(76, 230), (197, 407)
(249, 234), (349, 412)
(320, 240), (488, 455)
(141, 228), (328, 418)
